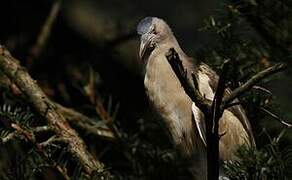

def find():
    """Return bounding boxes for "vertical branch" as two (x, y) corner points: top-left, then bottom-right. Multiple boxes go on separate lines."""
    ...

(166, 48), (220, 180)
(206, 60), (230, 180)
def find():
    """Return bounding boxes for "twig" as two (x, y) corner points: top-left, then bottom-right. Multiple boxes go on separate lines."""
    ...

(222, 63), (287, 108)
(11, 123), (36, 142)
(252, 85), (273, 95)
(38, 135), (62, 148)
(94, 100), (122, 141)
(83, 69), (122, 141)
(1, 132), (16, 144)
(13, 123), (70, 180)
(56, 103), (116, 141)
(33, 126), (52, 133)
(27, 0), (62, 65)
(260, 107), (292, 128)
(0, 46), (110, 177)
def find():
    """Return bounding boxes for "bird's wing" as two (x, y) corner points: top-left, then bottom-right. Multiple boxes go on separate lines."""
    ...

(182, 54), (255, 148)
(195, 62), (255, 147)
(180, 57), (210, 147)
(192, 102), (207, 146)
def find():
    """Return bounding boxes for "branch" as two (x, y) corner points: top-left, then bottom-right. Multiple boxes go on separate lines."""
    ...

(1, 132), (16, 144)
(27, 0), (62, 65)
(0, 76), (116, 141)
(211, 60), (230, 130)
(11, 123), (70, 180)
(0, 45), (109, 177)
(83, 69), (122, 141)
(166, 48), (221, 180)
(56, 103), (116, 141)
(33, 126), (52, 133)
(252, 85), (273, 95)
(166, 48), (211, 114)
(206, 60), (231, 179)
(38, 135), (63, 148)
(260, 107), (292, 128)
(223, 63), (287, 108)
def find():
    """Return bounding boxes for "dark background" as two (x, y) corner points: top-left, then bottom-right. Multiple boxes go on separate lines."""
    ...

(0, 0), (291, 179)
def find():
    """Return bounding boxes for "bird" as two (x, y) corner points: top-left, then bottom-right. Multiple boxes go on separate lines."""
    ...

(137, 17), (255, 179)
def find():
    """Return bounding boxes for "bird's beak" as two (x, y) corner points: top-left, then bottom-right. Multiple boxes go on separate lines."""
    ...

(139, 33), (154, 59)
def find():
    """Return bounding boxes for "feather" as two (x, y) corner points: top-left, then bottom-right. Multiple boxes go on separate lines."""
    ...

(192, 102), (206, 146)
(196, 63), (256, 147)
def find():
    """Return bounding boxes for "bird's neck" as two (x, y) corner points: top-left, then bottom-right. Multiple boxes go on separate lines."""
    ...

(144, 43), (199, 157)
(158, 36), (186, 57)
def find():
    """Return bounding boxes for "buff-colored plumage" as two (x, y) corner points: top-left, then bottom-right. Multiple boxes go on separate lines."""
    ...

(138, 17), (255, 179)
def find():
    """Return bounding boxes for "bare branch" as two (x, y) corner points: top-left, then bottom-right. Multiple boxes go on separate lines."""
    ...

(33, 126), (52, 133)
(252, 85), (273, 95)
(166, 48), (211, 114)
(260, 107), (292, 128)
(56, 103), (116, 141)
(38, 135), (63, 148)
(223, 63), (287, 107)
(27, 0), (62, 64)
(166, 48), (222, 180)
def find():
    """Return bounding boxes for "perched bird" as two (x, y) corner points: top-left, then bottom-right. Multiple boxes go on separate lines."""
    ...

(137, 17), (255, 179)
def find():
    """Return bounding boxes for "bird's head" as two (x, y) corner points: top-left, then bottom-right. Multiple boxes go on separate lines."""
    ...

(137, 17), (173, 60)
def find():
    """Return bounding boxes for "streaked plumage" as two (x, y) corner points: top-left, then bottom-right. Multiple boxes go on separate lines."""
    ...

(137, 17), (255, 179)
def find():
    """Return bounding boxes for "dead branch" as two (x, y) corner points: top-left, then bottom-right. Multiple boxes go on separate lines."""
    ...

(33, 125), (51, 133)
(206, 60), (231, 179)
(166, 48), (212, 114)
(222, 63), (287, 108)
(166, 48), (221, 180)
(27, 0), (61, 64)
(0, 45), (110, 178)
(260, 107), (292, 128)
(56, 103), (116, 141)
(38, 135), (62, 148)
(252, 85), (273, 95)
(83, 69), (121, 141)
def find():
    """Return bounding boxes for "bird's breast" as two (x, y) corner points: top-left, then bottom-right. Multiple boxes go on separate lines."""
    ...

(144, 53), (199, 155)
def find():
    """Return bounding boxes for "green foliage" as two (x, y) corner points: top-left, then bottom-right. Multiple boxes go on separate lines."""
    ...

(0, 103), (34, 129)
(223, 130), (292, 180)
(0, 103), (74, 180)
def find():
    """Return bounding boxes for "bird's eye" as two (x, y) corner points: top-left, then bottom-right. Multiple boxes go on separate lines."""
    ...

(151, 25), (157, 35)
